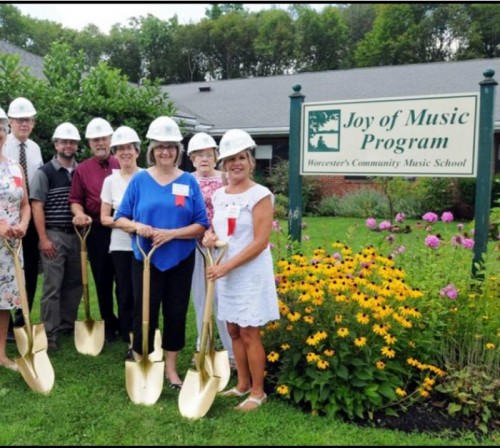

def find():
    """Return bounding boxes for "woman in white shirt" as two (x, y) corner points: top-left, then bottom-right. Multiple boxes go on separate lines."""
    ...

(100, 126), (142, 359)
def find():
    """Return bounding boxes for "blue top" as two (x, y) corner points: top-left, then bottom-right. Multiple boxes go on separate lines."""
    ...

(115, 170), (209, 271)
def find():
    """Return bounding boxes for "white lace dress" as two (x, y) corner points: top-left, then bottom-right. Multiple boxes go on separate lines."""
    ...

(211, 184), (279, 327)
(0, 159), (23, 310)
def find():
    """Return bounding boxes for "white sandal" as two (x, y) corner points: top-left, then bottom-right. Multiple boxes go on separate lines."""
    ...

(220, 386), (251, 397)
(235, 393), (267, 411)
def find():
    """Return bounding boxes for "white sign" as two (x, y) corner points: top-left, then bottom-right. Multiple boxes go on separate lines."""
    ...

(300, 94), (479, 177)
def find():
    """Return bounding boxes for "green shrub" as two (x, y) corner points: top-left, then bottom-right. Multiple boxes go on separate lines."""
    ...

(274, 193), (289, 220)
(264, 159), (322, 216)
(334, 188), (389, 218)
(263, 243), (445, 420)
(317, 195), (340, 216)
(417, 177), (457, 214)
(265, 212), (499, 430)
(435, 366), (500, 434)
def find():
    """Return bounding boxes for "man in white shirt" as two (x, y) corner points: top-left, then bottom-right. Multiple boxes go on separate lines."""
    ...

(4, 97), (43, 334)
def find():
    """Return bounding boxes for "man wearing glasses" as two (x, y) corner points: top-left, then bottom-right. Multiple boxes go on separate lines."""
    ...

(4, 97), (43, 335)
(69, 118), (121, 343)
(30, 123), (82, 352)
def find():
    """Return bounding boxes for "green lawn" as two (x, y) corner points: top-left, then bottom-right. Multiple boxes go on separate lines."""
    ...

(1, 217), (497, 446)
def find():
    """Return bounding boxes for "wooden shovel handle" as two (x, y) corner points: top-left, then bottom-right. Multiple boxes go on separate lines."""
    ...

(3, 238), (33, 344)
(136, 235), (157, 356)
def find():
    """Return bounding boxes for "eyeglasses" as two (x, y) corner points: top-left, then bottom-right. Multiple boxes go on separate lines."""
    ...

(56, 139), (78, 145)
(12, 118), (35, 124)
(194, 151), (215, 159)
(115, 145), (136, 152)
(154, 145), (177, 153)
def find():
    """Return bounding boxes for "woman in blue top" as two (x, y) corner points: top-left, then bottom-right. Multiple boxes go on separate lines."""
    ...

(115, 116), (208, 389)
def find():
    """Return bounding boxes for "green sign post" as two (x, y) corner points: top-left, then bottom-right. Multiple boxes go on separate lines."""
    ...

(473, 69), (497, 278)
(288, 84), (304, 242)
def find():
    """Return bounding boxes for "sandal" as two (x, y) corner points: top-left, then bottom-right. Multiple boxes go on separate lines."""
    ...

(220, 386), (251, 397)
(0, 361), (19, 372)
(168, 381), (183, 390)
(235, 393), (267, 412)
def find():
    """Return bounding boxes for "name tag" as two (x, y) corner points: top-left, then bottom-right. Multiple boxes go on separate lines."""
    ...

(172, 183), (189, 196)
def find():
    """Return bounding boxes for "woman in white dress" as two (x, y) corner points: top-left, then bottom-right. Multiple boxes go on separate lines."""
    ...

(203, 129), (279, 412)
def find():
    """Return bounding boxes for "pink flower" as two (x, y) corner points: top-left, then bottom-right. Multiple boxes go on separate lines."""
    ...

(386, 234), (395, 243)
(450, 235), (462, 246)
(379, 220), (392, 231)
(457, 223), (464, 232)
(272, 220), (282, 231)
(462, 238), (474, 249)
(441, 211), (454, 223)
(440, 284), (458, 300)
(366, 218), (377, 229)
(422, 212), (438, 223)
(395, 213), (406, 223)
(425, 235), (441, 249)
(396, 245), (405, 254)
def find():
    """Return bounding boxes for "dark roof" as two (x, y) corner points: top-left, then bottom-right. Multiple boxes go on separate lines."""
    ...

(0, 40), (46, 80)
(163, 58), (500, 137)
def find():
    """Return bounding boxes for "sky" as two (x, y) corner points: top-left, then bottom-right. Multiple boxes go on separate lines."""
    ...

(12, 3), (324, 34)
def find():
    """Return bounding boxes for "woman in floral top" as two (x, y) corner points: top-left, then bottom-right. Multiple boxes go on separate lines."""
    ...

(0, 107), (30, 371)
(187, 132), (234, 366)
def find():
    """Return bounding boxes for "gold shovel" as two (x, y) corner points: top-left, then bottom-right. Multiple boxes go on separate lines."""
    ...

(74, 225), (105, 356)
(125, 236), (164, 405)
(193, 242), (231, 392)
(178, 242), (228, 419)
(4, 239), (55, 394)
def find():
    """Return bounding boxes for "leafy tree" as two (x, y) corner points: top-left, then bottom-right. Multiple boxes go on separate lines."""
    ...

(2, 42), (176, 163)
(294, 5), (350, 72)
(0, 4), (31, 48)
(461, 3), (500, 58)
(205, 3), (245, 20)
(339, 3), (376, 49)
(252, 9), (295, 76)
(137, 15), (177, 83)
(0, 53), (41, 109)
(355, 4), (471, 67)
(71, 24), (108, 68)
(170, 22), (209, 83)
(23, 17), (69, 55)
(107, 21), (142, 83)
(205, 11), (256, 79)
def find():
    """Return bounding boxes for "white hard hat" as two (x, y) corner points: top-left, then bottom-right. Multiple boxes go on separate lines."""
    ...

(218, 129), (256, 161)
(111, 126), (140, 148)
(146, 116), (183, 142)
(8, 97), (36, 118)
(85, 117), (113, 139)
(187, 132), (217, 155)
(52, 122), (81, 141)
(0, 107), (8, 122)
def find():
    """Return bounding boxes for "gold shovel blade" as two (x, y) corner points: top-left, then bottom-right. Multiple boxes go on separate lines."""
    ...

(74, 320), (105, 356)
(14, 324), (48, 356)
(13, 326), (30, 357)
(194, 349), (230, 392)
(178, 369), (220, 419)
(16, 351), (55, 395)
(125, 359), (165, 406)
(148, 329), (163, 362)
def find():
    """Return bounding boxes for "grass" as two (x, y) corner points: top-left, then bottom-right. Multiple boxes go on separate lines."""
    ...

(1, 217), (498, 446)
